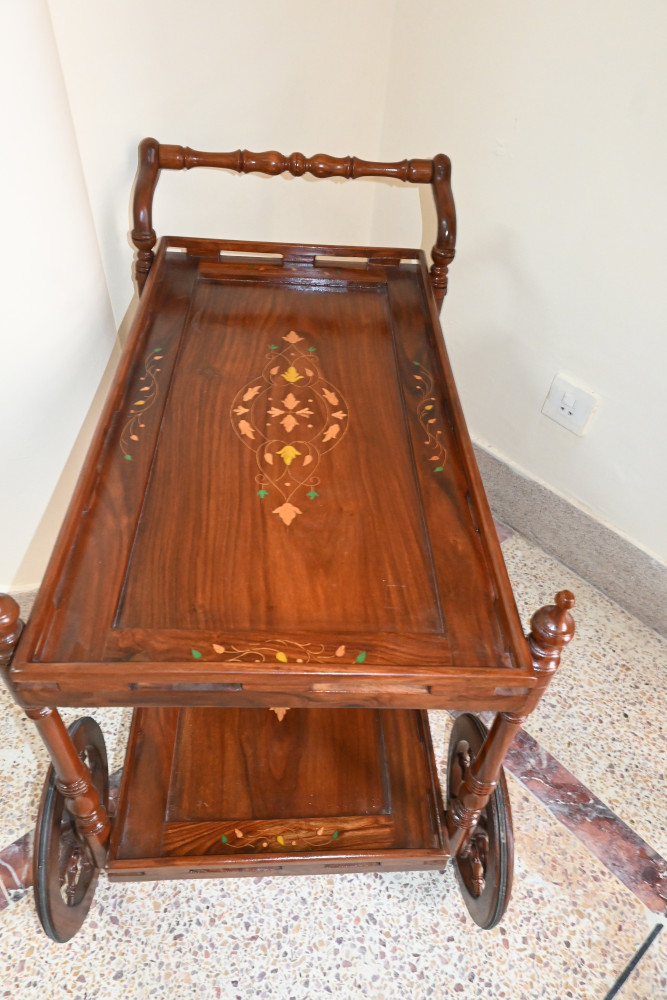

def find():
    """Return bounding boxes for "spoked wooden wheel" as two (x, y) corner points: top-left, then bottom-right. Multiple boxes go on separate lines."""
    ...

(447, 713), (514, 929)
(33, 717), (108, 942)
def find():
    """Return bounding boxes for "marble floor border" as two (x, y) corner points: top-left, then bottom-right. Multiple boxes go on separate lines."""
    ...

(502, 727), (667, 915)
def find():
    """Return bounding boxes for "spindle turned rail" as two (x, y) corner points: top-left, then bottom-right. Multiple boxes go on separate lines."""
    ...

(131, 138), (456, 303)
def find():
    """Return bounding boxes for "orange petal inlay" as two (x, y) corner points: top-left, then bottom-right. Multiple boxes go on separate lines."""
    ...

(272, 502), (302, 525)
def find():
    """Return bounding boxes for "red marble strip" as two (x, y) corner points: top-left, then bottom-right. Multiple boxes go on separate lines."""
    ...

(493, 519), (514, 544)
(0, 771), (122, 898)
(504, 727), (667, 914)
(0, 830), (32, 894)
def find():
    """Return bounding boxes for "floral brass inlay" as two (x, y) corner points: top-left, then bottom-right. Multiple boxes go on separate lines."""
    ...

(188, 640), (368, 665)
(230, 331), (349, 525)
(412, 361), (447, 473)
(219, 825), (340, 851)
(119, 346), (165, 461)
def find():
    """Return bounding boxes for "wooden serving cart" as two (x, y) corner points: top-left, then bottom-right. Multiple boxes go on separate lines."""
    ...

(0, 139), (575, 942)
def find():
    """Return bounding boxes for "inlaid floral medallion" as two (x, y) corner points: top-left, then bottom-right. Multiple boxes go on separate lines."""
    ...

(230, 331), (349, 525)
(119, 345), (165, 461)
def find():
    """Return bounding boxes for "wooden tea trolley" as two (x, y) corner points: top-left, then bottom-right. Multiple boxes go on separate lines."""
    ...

(0, 139), (575, 941)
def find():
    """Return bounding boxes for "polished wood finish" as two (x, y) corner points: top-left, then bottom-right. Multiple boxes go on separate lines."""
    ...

(447, 713), (514, 929)
(9, 240), (537, 709)
(25, 708), (110, 868)
(34, 717), (108, 942)
(131, 138), (456, 306)
(445, 591), (575, 858)
(0, 140), (577, 938)
(0, 593), (23, 670)
(1, 596), (110, 886)
(108, 707), (447, 881)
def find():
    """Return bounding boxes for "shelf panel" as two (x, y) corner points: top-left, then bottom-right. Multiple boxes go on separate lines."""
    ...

(109, 706), (449, 878)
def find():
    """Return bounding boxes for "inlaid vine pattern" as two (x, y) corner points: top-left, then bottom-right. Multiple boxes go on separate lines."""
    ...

(119, 345), (165, 461)
(230, 331), (349, 525)
(218, 825), (341, 852)
(412, 361), (447, 473)
(189, 639), (368, 665)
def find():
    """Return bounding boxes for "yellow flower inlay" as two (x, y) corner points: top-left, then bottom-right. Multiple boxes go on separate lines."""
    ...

(276, 445), (301, 466)
(281, 366), (304, 384)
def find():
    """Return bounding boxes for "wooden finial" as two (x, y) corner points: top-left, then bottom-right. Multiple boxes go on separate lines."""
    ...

(528, 590), (575, 673)
(0, 594), (24, 667)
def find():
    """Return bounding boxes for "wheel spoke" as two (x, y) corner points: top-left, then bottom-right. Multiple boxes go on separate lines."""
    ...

(446, 713), (514, 929)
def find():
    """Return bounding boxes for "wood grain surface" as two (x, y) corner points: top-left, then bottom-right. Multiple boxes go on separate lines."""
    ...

(109, 706), (448, 876)
(10, 238), (533, 710)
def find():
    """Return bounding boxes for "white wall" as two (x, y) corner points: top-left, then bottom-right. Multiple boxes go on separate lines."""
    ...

(5, 1), (664, 590)
(372, 0), (667, 565)
(0, 0), (117, 590)
(47, 0), (397, 325)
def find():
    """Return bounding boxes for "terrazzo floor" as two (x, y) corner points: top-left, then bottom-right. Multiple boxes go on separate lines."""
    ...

(1, 531), (665, 999)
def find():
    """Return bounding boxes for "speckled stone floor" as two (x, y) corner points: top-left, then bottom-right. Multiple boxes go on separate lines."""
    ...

(1, 531), (665, 999)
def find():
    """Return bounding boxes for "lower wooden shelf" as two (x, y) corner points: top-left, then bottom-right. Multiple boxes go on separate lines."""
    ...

(108, 707), (450, 881)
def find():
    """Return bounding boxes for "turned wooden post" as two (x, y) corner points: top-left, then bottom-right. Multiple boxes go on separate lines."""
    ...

(25, 708), (110, 867)
(0, 592), (23, 669)
(0, 595), (110, 867)
(446, 591), (575, 857)
(429, 153), (457, 310)
(131, 137), (160, 295)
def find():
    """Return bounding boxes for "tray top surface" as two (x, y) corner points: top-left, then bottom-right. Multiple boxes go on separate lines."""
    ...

(12, 238), (533, 702)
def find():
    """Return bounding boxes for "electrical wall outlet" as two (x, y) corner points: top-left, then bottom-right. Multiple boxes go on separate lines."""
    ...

(541, 374), (598, 435)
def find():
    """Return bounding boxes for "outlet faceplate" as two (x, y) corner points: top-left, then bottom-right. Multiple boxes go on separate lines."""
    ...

(542, 374), (598, 435)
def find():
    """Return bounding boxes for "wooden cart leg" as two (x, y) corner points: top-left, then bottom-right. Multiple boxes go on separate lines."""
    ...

(445, 590), (575, 927)
(25, 707), (111, 867)
(446, 710), (524, 859)
(0, 595), (111, 863)
(1, 595), (111, 940)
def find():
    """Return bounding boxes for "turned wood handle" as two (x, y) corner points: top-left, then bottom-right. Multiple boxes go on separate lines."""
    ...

(131, 138), (456, 304)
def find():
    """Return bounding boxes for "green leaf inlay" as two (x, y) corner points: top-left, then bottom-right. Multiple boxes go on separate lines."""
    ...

(355, 651), (367, 664)
(332, 830), (339, 839)
(191, 649), (203, 659)
(269, 344), (278, 350)
(413, 360), (421, 366)
(308, 346), (317, 352)
(221, 834), (228, 844)
(257, 489), (269, 498)
(124, 454), (133, 461)
(434, 466), (444, 472)
(306, 490), (319, 500)
(153, 347), (163, 353)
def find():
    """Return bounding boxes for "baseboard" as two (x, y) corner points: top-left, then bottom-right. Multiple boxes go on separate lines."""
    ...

(473, 444), (667, 639)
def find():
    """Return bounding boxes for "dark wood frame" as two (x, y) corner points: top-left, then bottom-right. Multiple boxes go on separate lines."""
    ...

(131, 138), (456, 305)
(0, 139), (574, 939)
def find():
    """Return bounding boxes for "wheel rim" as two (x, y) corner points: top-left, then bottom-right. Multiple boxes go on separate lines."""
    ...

(447, 713), (514, 929)
(34, 717), (108, 943)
